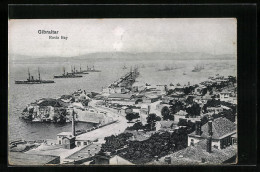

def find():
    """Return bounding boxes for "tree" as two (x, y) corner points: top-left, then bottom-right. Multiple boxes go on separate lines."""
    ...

(161, 106), (174, 121)
(169, 101), (184, 114)
(126, 113), (140, 122)
(178, 118), (187, 126)
(126, 122), (145, 130)
(183, 86), (195, 95)
(213, 110), (236, 122)
(185, 96), (194, 105)
(185, 103), (201, 117)
(146, 113), (161, 131)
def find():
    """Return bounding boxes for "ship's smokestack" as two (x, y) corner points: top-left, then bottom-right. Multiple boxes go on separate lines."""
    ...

(72, 109), (75, 136)
(28, 68), (31, 81)
(206, 119), (213, 153)
(195, 120), (202, 135)
(38, 68), (41, 81)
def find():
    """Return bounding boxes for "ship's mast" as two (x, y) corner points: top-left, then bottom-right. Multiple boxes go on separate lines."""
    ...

(63, 67), (65, 75)
(80, 64), (81, 72)
(38, 67), (41, 81)
(28, 68), (31, 81)
(74, 66), (76, 73)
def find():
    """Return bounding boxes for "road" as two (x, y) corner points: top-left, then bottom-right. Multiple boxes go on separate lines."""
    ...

(76, 100), (129, 142)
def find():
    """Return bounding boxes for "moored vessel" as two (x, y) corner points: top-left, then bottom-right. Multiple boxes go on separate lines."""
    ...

(54, 67), (83, 78)
(15, 68), (55, 84)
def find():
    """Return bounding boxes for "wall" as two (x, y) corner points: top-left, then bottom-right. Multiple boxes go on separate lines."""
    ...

(188, 136), (221, 149)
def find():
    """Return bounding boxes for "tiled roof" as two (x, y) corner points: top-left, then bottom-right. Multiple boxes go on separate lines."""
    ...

(9, 152), (59, 165)
(152, 139), (237, 165)
(189, 117), (236, 139)
(158, 121), (174, 128)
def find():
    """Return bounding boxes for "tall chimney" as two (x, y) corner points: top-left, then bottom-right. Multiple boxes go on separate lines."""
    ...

(206, 119), (213, 153)
(208, 119), (213, 136)
(148, 105), (151, 114)
(195, 120), (202, 135)
(72, 109), (75, 136)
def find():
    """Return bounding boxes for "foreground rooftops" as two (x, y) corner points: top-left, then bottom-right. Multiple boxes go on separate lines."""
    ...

(9, 152), (60, 166)
(189, 117), (236, 139)
(153, 139), (236, 165)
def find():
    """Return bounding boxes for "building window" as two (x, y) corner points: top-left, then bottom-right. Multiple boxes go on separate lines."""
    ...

(59, 140), (61, 144)
(84, 142), (88, 145)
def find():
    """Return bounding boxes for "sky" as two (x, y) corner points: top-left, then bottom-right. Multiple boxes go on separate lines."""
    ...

(8, 18), (237, 58)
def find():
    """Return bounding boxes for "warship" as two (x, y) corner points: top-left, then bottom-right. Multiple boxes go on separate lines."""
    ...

(54, 67), (83, 78)
(69, 65), (89, 75)
(83, 65), (101, 72)
(15, 68), (55, 84)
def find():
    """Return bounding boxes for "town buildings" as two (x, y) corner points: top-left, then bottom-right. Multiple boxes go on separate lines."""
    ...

(188, 117), (236, 149)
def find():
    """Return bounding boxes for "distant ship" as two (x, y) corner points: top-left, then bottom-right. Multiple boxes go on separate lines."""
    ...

(192, 64), (204, 72)
(15, 68), (55, 84)
(68, 65), (89, 75)
(54, 67), (83, 78)
(83, 65), (101, 72)
(158, 65), (182, 71)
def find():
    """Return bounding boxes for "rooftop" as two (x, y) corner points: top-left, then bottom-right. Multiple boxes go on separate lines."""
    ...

(153, 139), (236, 165)
(108, 93), (133, 99)
(9, 152), (59, 166)
(157, 121), (174, 129)
(189, 117), (236, 139)
(110, 155), (134, 165)
(65, 143), (101, 161)
(57, 132), (72, 136)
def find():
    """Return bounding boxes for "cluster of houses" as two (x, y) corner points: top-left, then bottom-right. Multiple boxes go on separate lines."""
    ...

(15, 71), (237, 165)
(98, 74), (236, 126)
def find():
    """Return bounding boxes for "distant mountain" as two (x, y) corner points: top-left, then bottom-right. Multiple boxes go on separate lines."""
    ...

(9, 52), (236, 63)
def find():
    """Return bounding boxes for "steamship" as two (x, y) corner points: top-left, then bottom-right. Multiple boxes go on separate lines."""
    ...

(68, 65), (89, 75)
(54, 67), (83, 78)
(15, 68), (55, 84)
(82, 65), (101, 72)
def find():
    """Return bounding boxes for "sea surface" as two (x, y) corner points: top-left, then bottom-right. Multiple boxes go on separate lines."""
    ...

(8, 57), (236, 141)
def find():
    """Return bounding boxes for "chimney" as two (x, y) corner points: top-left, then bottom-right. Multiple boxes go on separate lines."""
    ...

(72, 109), (75, 136)
(148, 105), (151, 114)
(195, 120), (202, 135)
(206, 136), (212, 153)
(206, 119), (213, 153)
(208, 119), (213, 136)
